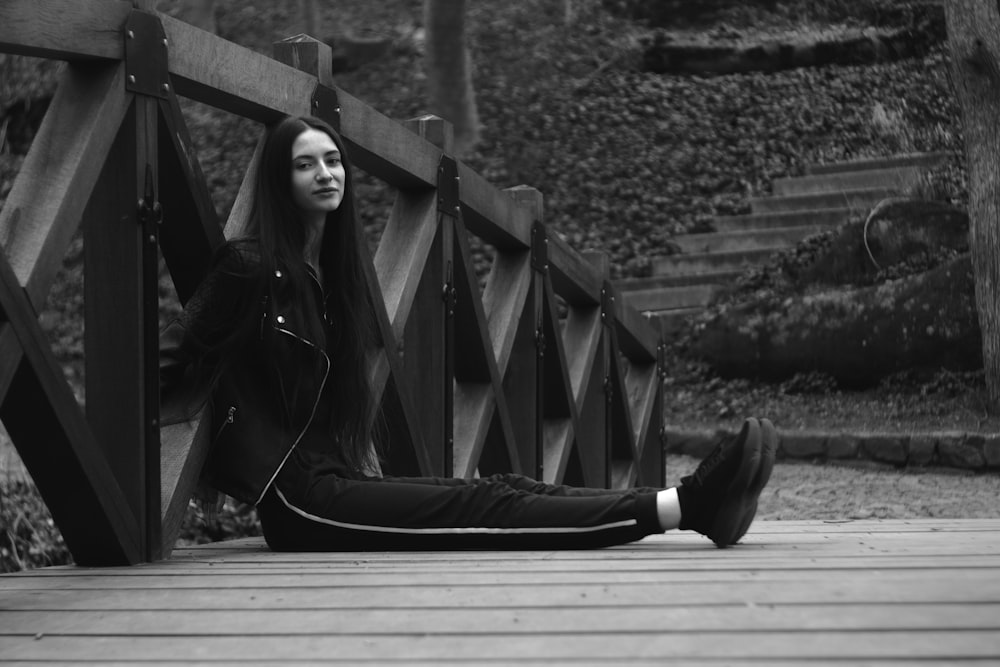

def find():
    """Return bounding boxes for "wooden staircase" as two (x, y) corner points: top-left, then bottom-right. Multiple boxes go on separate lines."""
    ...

(618, 151), (951, 334)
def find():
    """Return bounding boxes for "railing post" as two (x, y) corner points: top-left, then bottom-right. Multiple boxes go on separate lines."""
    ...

(600, 281), (616, 488)
(651, 337), (668, 487)
(436, 154), (457, 478)
(402, 115), (455, 476)
(581, 253), (610, 487)
(506, 187), (546, 479)
(83, 8), (168, 562)
(273, 34), (340, 128)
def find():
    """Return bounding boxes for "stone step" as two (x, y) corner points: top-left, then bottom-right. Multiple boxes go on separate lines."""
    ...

(714, 207), (852, 232)
(804, 150), (951, 175)
(652, 247), (778, 278)
(674, 224), (826, 255)
(772, 165), (924, 197)
(649, 307), (706, 337)
(620, 283), (719, 312)
(615, 270), (744, 291)
(750, 186), (897, 214)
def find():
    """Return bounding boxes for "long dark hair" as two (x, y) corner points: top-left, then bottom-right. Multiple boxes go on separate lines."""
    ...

(244, 115), (377, 471)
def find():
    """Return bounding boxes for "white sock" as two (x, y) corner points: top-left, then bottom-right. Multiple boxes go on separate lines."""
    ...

(655, 487), (681, 532)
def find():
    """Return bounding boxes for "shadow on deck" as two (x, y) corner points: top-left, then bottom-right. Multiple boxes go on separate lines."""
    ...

(2, 519), (1000, 664)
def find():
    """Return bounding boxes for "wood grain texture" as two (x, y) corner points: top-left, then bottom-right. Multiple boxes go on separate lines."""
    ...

(156, 92), (224, 303)
(457, 162), (532, 250)
(81, 96), (160, 561)
(0, 251), (140, 565)
(2, 520), (1000, 663)
(374, 191), (439, 339)
(481, 249), (533, 374)
(0, 0), (128, 61)
(0, 62), (129, 309)
(548, 231), (604, 307)
(450, 220), (520, 478)
(0, 0), (684, 567)
(0, 63), (129, 410)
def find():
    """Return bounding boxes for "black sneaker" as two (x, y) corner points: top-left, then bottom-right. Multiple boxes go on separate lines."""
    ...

(678, 418), (763, 548)
(733, 417), (778, 544)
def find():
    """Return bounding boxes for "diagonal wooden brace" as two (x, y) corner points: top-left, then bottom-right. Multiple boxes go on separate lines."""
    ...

(0, 248), (141, 565)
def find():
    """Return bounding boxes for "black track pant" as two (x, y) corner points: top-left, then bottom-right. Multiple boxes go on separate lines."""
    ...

(258, 463), (663, 551)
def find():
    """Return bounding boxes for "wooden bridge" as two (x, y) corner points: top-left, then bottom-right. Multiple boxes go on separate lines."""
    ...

(2, 2), (999, 663)
(0, 0), (662, 566)
(3, 520), (1000, 663)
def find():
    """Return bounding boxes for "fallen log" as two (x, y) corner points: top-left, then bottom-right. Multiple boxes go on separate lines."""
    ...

(691, 254), (981, 386)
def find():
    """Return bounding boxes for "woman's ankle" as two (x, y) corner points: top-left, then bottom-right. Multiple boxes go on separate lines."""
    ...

(655, 487), (681, 531)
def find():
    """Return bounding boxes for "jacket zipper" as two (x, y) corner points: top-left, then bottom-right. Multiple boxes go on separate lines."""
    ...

(215, 405), (236, 440)
(255, 326), (331, 505)
(306, 267), (329, 324)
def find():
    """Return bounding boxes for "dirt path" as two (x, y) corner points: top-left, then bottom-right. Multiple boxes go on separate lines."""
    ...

(666, 455), (1000, 521)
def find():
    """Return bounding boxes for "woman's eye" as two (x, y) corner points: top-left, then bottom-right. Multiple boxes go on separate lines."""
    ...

(295, 162), (312, 170)
(326, 158), (341, 167)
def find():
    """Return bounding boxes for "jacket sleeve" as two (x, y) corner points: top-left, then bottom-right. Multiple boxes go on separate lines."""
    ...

(159, 243), (260, 397)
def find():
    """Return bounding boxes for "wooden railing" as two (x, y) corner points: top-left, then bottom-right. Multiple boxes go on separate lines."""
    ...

(0, 0), (664, 565)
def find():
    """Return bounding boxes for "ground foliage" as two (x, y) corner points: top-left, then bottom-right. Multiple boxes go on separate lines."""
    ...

(0, 0), (979, 570)
(0, 467), (261, 571)
(0, 0), (963, 280)
(0, 480), (70, 572)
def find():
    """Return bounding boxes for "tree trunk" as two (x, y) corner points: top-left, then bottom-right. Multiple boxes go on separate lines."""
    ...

(424, 0), (480, 157)
(691, 255), (982, 386)
(946, 0), (1000, 412)
(298, 0), (321, 40)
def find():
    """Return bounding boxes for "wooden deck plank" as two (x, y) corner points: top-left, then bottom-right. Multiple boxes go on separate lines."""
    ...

(1, 520), (999, 663)
(3, 567), (1000, 607)
(3, 602), (1000, 635)
(2, 631), (1000, 662)
(0, 663), (988, 667)
(5, 558), (1000, 586)
(1, 580), (996, 607)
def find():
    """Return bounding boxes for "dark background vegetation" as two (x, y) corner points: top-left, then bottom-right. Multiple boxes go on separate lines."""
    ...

(0, 0), (977, 571)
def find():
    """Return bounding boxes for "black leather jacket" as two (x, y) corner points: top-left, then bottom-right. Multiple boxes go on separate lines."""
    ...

(160, 240), (331, 505)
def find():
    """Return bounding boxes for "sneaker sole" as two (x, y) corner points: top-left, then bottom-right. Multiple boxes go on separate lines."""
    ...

(708, 418), (763, 548)
(733, 417), (778, 544)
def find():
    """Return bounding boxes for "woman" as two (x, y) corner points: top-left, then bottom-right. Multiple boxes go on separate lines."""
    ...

(161, 115), (777, 551)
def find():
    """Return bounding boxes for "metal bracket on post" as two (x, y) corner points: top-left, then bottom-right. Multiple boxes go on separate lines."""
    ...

(600, 282), (615, 328)
(137, 161), (163, 560)
(125, 10), (169, 99)
(657, 340), (668, 445)
(531, 221), (548, 275)
(601, 285), (614, 486)
(531, 222), (547, 477)
(442, 260), (456, 317)
(138, 162), (163, 280)
(531, 220), (548, 358)
(601, 283), (615, 408)
(137, 165), (163, 232)
(437, 154), (459, 318)
(437, 155), (460, 220)
(312, 84), (341, 131)
(436, 153), (459, 476)
(656, 341), (668, 380)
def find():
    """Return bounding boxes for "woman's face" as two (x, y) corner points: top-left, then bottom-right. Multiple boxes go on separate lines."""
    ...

(290, 127), (346, 217)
